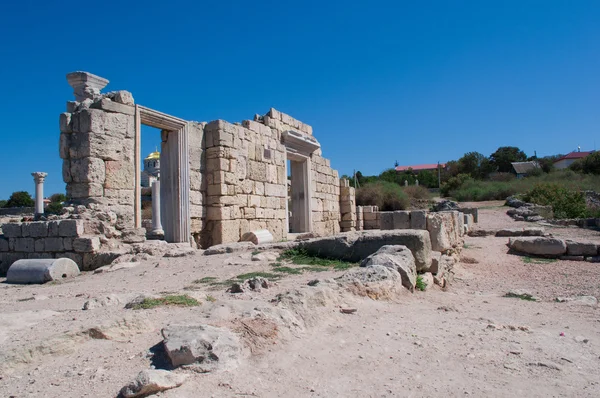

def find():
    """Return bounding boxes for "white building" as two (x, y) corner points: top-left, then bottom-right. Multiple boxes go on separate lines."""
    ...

(141, 151), (160, 187)
(554, 150), (593, 170)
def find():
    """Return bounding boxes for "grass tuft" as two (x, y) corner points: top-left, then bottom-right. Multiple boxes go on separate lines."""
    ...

(522, 256), (557, 264)
(193, 277), (218, 284)
(132, 294), (200, 310)
(415, 275), (427, 291)
(504, 292), (538, 301)
(279, 249), (358, 270)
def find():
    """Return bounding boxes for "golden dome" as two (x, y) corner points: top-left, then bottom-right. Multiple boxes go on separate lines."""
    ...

(145, 151), (160, 160)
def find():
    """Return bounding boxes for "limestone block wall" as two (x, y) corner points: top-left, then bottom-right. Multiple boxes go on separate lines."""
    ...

(60, 94), (136, 230)
(310, 153), (341, 236)
(201, 119), (287, 248)
(360, 206), (380, 230)
(0, 220), (103, 274)
(340, 179), (356, 232)
(188, 122), (206, 241)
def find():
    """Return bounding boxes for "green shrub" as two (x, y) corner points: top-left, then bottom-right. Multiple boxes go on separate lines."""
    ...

(356, 181), (409, 211)
(570, 152), (600, 175)
(5, 191), (34, 208)
(45, 202), (64, 215)
(441, 174), (473, 197)
(522, 183), (587, 219)
(402, 185), (431, 200)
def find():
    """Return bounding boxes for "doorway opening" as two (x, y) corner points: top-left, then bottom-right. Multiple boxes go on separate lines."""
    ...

(135, 106), (190, 243)
(287, 153), (311, 233)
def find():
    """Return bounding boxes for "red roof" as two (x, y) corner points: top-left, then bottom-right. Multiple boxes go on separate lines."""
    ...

(554, 151), (593, 162)
(395, 163), (445, 172)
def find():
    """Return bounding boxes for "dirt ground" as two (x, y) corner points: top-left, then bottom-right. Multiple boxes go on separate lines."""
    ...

(0, 202), (599, 397)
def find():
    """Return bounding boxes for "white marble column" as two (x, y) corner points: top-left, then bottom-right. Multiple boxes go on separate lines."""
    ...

(151, 179), (164, 236)
(31, 172), (48, 217)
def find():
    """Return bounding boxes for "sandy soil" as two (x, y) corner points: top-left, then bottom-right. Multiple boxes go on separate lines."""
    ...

(0, 203), (599, 397)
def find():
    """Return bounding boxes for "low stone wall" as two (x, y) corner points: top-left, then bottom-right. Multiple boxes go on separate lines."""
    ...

(0, 220), (108, 275)
(545, 218), (600, 228)
(0, 207), (34, 216)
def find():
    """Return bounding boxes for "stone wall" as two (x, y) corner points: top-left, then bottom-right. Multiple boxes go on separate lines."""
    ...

(310, 152), (341, 236)
(0, 220), (102, 274)
(188, 122), (206, 242)
(60, 94), (136, 230)
(200, 119), (288, 248)
(0, 207), (34, 216)
(339, 179), (356, 232)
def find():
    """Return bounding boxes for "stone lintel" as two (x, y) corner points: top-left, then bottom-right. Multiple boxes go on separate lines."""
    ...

(90, 98), (135, 116)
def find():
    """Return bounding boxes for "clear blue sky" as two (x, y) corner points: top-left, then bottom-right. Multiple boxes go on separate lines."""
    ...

(1, 0), (598, 199)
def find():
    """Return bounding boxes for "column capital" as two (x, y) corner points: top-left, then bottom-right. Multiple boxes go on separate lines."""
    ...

(32, 172), (48, 183)
(66, 71), (109, 102)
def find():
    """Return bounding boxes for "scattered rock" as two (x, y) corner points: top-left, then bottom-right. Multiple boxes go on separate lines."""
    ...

(495, 228), (545, 237)
(161, 324), (242, 372)
(419, 272), (434, 291)
(297, 230), (433, 273)
(505, 289), (540, 302)
(555, 296), (598, 307)
(360, 245), (417, 291)
(527, 361), (561, 371)
(508, 237), (567, 257)
(83, 294), (123, 310)
(432, 200), (459, 212)
(163, 248), (196, 258)
(468, 229), (496, 237)
(574, 336), (589, 344)
(340, 308), (357, 314)
(565, 240), (598, 256)
(337, 265), (406, 299)
(94, 262), (140, 274)
(204, 242), (256, 255)
(119, 369), (186, 397)
(228, 277), (270, 293)
(505, 196), (527, 208)
(83, 314), (153, 342)
(251, 251), (279, 262)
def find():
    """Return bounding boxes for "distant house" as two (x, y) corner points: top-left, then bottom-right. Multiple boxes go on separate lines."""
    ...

(553, 150), (594, 170)
(395, 163), (446, 173)
(511, 161), (540, 178)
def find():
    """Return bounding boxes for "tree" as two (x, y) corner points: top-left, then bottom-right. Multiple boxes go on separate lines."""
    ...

(489, 146), (527, 173)
(457, 152), (486, 179)
(570, 151), (600, 174)
(0, 200), (6, 208)
(49, 193), (67, 203)
(5, 191), (34, 208)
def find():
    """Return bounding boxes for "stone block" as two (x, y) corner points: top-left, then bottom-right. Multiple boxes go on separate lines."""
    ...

(380, 212), (394, 230)
(61, 252), (83, 267)
(29, 222), (49, 238)
(104, 160), (135, 189)
(62, 160), (72, 182)
(508, 237), (567, 257)
(73, 237), (101, 253)
(0, 237), (8, 252)
(90, 98), (135, 115)
(59, 133), (71, 159)
(73, 108), (105, 133)
(410, 211), (427, 230)
(15, 238), (35, 252)
(48, 221), (60, 237)
(566, 241), (598, 256)
(107, 90), (135, 105)
(59, 112), (73, 133)
(34, 239), (44, 252)
(6, 258), (80, 284)
(58, 220), (84, 237)
(2, 224), (22, 238)
(393, 211), (410, 229)
(63, 238), (73, 251)
(67, 182), (104, 198)
(70, 157), (106, 183)
(45, 237), (65, 252)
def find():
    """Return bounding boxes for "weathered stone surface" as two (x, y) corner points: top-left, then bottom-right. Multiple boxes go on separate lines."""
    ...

(73, 237), (101, 253)
(106, 90), (135, 106)
(460, 207), (478, 223)
(433, 200), (459, 212)
(392, 211), (410, 229)
(467, 229), (495, 237)
(162, 324), (242, 372)
(6, 258), (80, 284)
(0, 237), (8, 252)
(119, 369), (186, 398)
(428, 251), (442, 274)
(337, 265), (406, 299)
(58, 220), (84, 237)
(204, 242), (255, 255)
(419, 272), (434, 291)
(426, 212), (459, 253)
(251, 251), (279, 262)
(2, 224), (22, 238)
(495, 228), (545, 237)
(240, 229), (273, 245)
(410, 211), (427, 230)
(379, 212), (394, 230)
(28, 223), (48, 238)
(360, 245), (417, 291)
(104, 160), (135, 189)
(298, 230), (432, 271)
(555, 296), (598, 307)
(566, 241), (598, 256)
(15, 238), (35, 252)
(508, 237), (567, 257)
(70, 157), (106, 183)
